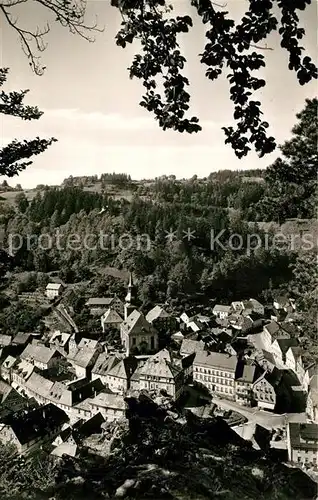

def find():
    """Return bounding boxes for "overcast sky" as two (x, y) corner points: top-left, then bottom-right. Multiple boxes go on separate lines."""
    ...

(0, 0), (317, 188)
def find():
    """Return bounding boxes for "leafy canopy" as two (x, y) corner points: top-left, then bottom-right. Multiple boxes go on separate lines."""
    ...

(0, 68), (57, 177)
(0, 0), (317, 159)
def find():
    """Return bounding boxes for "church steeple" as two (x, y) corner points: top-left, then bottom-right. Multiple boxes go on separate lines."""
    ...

(124, 271), (136, 319)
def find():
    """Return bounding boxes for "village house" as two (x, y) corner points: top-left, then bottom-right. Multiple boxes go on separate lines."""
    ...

(231, 301), (244, 313)
(251, 349), (276, 373)
(146, 305), (175, 330)
(179, 312), (191, 325)
(136, 349), (184, 400)
(187, 319), (204, 333)
(23, 371), (105, 422)
(247, 298), (265, 316)
(234, 362), (262, 406)
(271, 337), (299, 365)
(105, 356), (138, 394)
(91, 353), (123, 385)
(24, 372), (55, 404)
(0, 403), (69, 454)
(0, 355), (17, 383)
(0, 380), (34, 420)
(86, 296), (124, 317)
(49, 331), (71, 354)
(88, 392), (126, 422)
(46, 283), (64, 300)
(252, 370), (280, 411)
(178, 352), (196, 382)
(286, 422), (318, 470)
(273, 296), (296, 312)
(228, 314), (253, 334)
(261, 321), (284, 349)
(67, 346), (100, 378)
(120, 309), (158, 356)
(180, 338), (205, 357)
(212, 305), (231, 320)
(20, 344), (62, 370)
(193, 351), (237, 399)
(306, 365), (318, 423)
(101, 308), (123, 332)
(10, 359), (35, 391)
(11, 332), (32, 350)
(285, 346), (305, 383)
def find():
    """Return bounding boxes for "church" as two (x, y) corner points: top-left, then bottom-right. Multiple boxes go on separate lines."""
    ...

(120, 273), (159, 356)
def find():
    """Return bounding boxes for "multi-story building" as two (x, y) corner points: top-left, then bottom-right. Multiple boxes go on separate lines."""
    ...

(101, 308), (123, 333)
(146, 305), (176, 331)
(234, 362), (261, 406)
(212, 305), (231, 320)
(287, 422), (318, 470)
(136, 349), (184, 400)
(193, 351), (237, 399)
(252, 371), (279, 411)
(86, 297), (124, 317)
(0, 403), (69, 454)
(20, 344), (61, 371)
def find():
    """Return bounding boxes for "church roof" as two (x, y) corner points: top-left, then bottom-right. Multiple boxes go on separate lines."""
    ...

(121, 310), (157, 336)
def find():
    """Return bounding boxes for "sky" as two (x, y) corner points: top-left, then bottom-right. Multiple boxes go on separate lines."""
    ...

(0, 0), (317, 188)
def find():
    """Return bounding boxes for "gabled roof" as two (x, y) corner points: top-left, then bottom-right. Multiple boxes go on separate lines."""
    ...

(235, 362), (261, 384)
(49, 331), (71, 347)
(139, 350), (182, 381)
(2, 403), (68, 445)
(287, 346), (303, 362)
(86, 297), (114, 307)
(92, 353), (121, 376)
(12, 332), (32, 345)
(12, 359), (35, 381)
(249, 298), (264, 309)
(1, 355), (17, 370)
(180, 339), (205, 356)
(274, 337), (298, 355)
(78, 338), (100, 350)
(107, 356), (138, 380)
(288, 422), (318, 450)
(264, 321), (280, 336)
(194, 351), (237, 371)
(0, 380), (13, 403)
(88, 392), (126, 411)
(21, 344), (59, 365)
(146, 305), (170, 323)
(25, 372), (54, 398)
(101, 308), (123, 323)
(213, 304), (231, 313)
(121, 310), (156, 336)
(68, 347), (97, 368)
(46, 283), (62, 290)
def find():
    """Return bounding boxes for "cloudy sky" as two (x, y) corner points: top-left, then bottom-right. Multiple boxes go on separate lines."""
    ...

(0, 0), (317, 188)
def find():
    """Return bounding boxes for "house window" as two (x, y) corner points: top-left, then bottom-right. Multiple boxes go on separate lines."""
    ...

(132, 337), (136, 345)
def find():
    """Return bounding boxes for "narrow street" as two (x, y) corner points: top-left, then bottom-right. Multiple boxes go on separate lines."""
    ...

(212, 396), (307, 430)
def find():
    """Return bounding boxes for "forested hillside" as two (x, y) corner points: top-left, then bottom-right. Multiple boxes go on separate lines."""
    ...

(0, 99), (317, 353)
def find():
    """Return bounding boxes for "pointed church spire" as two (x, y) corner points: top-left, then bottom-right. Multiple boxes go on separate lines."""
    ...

(125, 271), (136, 319)
(128, 271), (133, 289)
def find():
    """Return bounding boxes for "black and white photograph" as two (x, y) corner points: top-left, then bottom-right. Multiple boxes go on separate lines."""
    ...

(0, 0), (317, 499)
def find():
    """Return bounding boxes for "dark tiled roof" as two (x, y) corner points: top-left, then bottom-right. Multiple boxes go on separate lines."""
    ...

(289, 422), (318, 451)
(3, 403), (68, 445)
